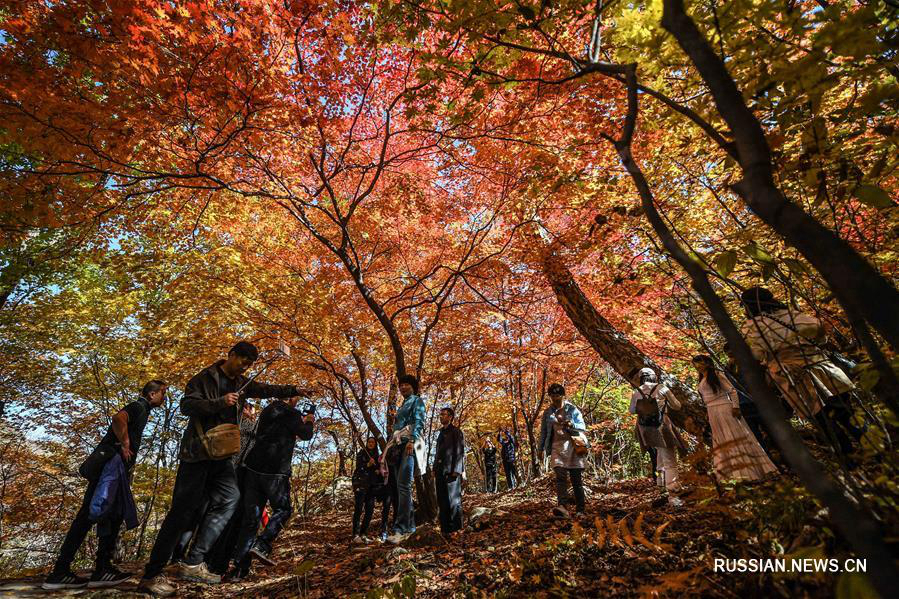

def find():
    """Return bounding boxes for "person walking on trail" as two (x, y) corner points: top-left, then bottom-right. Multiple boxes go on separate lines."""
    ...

(43, 380), (168, 590)
(138, 342), (312, 597)
(692, 355), (778, 483)
(538, 384), (589, 518)
(378, 440), (402, 542)
(351, 436), (381, 544)
(740, 287), (864, 457)
(230, 394), (315, 579)
(629, 368), (684, 506)
(497, 428), (518, 490)
(482, 438), (498, 493)
(386, 374), (427, 544)
(434, 407), (465, 535)
(722, 343), (779, 461)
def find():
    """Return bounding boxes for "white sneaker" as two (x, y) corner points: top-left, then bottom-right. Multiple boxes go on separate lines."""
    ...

(668, 496), (684, 508)
(386, 533), (407, 545)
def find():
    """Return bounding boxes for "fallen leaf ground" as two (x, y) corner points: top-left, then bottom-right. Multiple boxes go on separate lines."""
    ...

(0, 474), (842, 598)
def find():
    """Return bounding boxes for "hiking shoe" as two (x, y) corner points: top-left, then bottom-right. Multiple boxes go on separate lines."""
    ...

(552, 506), (570, 518)
(42, 571), (88, 590)
(249, 544), (276, 567)
(137, 575), (176, 597)
(176, 562), (221, 584)
(88, 565), (131, 588)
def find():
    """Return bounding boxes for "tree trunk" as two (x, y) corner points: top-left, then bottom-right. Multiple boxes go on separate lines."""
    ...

(541, 249), (706, 435)
(661, 0), (899, 357)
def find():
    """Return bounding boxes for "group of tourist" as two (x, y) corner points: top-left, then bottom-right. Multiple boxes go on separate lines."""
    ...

(632, 286), (866, 506)
(44, 342), (316, 596)
(41, 286), (866, 596)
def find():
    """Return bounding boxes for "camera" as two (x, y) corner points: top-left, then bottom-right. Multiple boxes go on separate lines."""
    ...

(299, 401), (316, 416)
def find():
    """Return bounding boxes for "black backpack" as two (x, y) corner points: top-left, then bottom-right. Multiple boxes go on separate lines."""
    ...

(635, 384), (665, 428)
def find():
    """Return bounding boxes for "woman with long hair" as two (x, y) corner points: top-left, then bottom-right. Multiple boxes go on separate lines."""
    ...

(692, 355), (777, 482)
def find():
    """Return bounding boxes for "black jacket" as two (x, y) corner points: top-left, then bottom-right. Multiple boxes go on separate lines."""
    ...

(352, 447), (381, 491)
(179, 360), (300, 463)
(434, 424), (465, 477)
(243, 400), (314, 475)
(482, 446), (498, 472)
(498, 431), (516, 463)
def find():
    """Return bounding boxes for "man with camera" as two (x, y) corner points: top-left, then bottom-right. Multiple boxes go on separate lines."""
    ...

(138, 342), (311, 597)
(229, 394), (316, 578)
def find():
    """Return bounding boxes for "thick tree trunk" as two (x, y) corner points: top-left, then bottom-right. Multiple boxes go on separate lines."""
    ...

(542, 249), (707, 435)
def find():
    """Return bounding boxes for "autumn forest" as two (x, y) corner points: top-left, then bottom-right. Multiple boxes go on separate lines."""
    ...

(0, 0), (897, 597)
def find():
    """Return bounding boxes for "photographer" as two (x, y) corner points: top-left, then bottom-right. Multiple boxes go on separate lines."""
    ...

(230, 395), (315, 578)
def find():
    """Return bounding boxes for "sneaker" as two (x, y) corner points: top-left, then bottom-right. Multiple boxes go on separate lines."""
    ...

(351, 535), (362, 545)
(42, 571), (89, 590)
(668, 496), (684, 508)
(552, 505), (570, 518)
(249, 544), (276, 567)
(88, 566), (131, 588)
(177, 562), (221, 584)
(137, 575), (176, 597)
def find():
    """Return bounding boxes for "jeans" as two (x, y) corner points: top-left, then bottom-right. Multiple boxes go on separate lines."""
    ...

(53, 477), (123, 574)
(143, 459), (239, 579)
(394, 453), (416, 535)
(380, 467), (399, 536)
(485, 467), (497, 493)
(352, 489), (376, 537)
(170, 497), (209, 564)
(435, 473), (463, 534)
(206, 467), (248, 573)
(553, 467), (585, 513)
(234, 470), (292, 564)
(502, 460), (518, 490)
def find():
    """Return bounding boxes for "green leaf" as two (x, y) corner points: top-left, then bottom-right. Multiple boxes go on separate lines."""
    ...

(743, 241), (775, 264)
(714, 250), (738, 277)
(859, 368), (880, 391)
(783, 258), (807, 276)
(294, 560), (315, 576)
(854, 184), (894, 209)
(401, 574), (416, 597)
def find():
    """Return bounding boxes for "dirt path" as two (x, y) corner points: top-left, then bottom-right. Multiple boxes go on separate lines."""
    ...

(0, 475), (829, 597)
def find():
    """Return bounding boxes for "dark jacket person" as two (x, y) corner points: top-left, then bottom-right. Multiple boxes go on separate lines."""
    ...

(434, 407), (465, 535)
(43, 380), (168, 591)
(138, 342), (310, 597)
(232, 396), (315, 574)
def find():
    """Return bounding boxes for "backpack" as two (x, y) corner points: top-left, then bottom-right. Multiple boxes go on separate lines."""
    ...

(635, 384), (665, 428)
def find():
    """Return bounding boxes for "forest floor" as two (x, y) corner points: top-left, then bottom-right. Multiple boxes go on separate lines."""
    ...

(0, 473), (856, 598)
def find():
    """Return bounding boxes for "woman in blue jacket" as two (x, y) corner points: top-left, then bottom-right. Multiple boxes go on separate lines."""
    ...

(386, 374), (427, 543)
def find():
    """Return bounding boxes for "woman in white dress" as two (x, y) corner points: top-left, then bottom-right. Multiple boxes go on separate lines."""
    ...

(692, 355), (777, 482)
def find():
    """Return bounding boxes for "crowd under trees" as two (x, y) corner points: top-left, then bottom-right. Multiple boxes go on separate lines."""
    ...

(0, 0), (896, 596)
